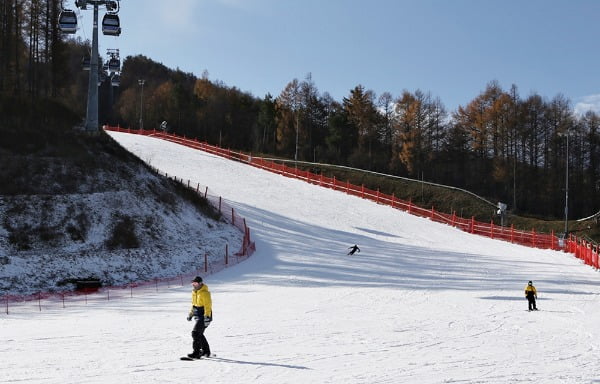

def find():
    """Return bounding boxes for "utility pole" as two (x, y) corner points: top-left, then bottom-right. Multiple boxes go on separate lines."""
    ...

(138, 79), (145, 130)
(84, 3), (99, 132)
(558, 129), (572, 236)
(564, 131), (570, 236)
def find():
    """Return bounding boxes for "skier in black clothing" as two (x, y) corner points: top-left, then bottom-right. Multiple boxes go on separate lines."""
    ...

(347, 244), (360, 255)
(524, 280), (538, 311)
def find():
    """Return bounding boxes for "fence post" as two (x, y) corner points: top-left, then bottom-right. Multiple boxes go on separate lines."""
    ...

(470, 217), (475, 234)
(38, 293), (41, 312)
(225, 244), (229, 265)
(219, 197), (222, 213)
(232, 207), (235, 226)
(586, 243), (592, 265)
(490, 220), (494, 239)
(391, 193), (395, 208)
(241, 232), (247, 255)
(204, 253), (208, 273)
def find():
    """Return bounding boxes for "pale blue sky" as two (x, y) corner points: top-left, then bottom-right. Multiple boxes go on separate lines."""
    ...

(75, 0), (600, 113)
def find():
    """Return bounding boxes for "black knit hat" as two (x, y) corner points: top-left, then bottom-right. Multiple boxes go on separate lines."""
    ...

(192, 276), (203, 283)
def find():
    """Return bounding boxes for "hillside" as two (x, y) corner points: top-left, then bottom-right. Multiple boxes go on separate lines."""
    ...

(0, 99), (242, 295)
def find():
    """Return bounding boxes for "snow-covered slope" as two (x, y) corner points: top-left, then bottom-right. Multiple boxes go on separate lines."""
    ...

(0, 134), (242, 295)
(2, 131), (599, 384)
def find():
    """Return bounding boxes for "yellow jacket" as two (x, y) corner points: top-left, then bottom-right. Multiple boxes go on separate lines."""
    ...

(524, 285), (537, 298)
(189, 283), (212, 317)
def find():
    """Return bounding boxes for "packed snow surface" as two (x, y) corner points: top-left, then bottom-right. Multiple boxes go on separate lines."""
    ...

(2, 131), (599, 383)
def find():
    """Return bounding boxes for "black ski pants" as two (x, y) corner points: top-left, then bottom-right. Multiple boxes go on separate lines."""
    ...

(192, 317), (210, 355)
(527, 296), (537, 310)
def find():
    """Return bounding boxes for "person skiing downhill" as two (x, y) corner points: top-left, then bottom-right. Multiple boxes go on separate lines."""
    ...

(524, 280), (538, 311)
(186, 276), (212, 358)
(347, 244), (360, 255)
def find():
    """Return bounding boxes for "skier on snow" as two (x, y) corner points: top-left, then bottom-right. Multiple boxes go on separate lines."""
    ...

(347, 244), (361, 255)
(524, 280), (538, 311)
(186, 276), (212, 358)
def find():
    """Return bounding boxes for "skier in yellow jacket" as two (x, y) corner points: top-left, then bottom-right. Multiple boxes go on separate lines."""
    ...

(186, 276), (212, 358)
(524, 280), (538, 311)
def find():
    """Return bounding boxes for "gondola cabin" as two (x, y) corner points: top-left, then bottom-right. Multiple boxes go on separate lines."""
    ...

(102, 13), (121, 36)
(58, 9), (77, 34)
(111, 74), (120, 87)
(108, 57), (120, 73)
(82, 56), (91, 71)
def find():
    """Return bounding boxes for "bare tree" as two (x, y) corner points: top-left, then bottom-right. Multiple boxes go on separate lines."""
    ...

(276, 78), (301, 158)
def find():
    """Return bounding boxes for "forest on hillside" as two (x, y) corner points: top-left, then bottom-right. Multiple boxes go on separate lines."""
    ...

(2, 0), (599, 222)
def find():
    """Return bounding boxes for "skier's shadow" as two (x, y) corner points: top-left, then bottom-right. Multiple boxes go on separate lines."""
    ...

(208, 357), (309, 370)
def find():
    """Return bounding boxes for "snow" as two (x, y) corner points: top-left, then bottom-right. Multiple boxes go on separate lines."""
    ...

(2, 131), (600, 383)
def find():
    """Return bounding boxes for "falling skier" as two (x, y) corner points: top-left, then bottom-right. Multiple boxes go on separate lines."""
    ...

(183, 276), (212, 360)
(524, 280), (538, 311)
(347, 244), (361, 256)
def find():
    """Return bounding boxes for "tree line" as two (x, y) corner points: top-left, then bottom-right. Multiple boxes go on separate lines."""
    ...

(1, 0), (92, 107)
(3, 0), (599, 222)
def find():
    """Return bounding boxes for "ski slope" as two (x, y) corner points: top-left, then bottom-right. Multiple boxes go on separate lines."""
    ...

(2, 131), (600, 384)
